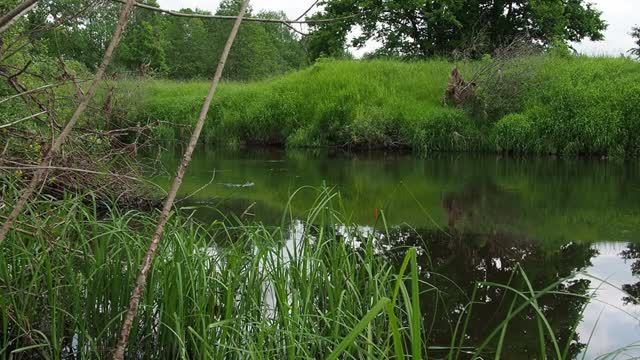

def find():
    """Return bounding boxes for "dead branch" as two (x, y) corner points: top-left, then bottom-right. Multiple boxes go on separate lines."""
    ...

(58, 57), (86, 99)
(0, 0), (138, 244)
(0, 65), (52, 125)
(0, 111), (47, 129)
(0, 0), (38, 35)
(0, 163), (167, 195)
(294, 0), (320, 22)
(283, 22), (308, 36)
(0, 83), (56, 105)
(112, 1), (251, 358)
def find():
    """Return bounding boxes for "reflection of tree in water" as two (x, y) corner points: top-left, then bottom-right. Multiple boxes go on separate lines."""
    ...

(442, 180), (523, 235)
(384, 181), (598, 358)
(620, 242), (640, 304)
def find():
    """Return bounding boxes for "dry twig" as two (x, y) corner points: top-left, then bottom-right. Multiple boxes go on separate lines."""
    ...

(0, 0), (138, 243)
(0, 0), (38, 35)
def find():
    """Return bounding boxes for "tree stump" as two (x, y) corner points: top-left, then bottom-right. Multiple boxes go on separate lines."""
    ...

(444, 67), (476, 107)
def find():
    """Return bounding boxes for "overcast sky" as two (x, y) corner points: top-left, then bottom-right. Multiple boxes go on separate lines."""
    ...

(158, 0), (639, 57)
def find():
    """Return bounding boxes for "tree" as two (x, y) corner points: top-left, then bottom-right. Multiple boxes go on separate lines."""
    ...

(207, 0), (307, 80)
(35, 0), (121, 70)
(163, 9), (211, 78)
(307, 0), (607, 60)
(630, 26), (640, 59)
(21, 0), (306, 80)
(116, 0), (168, 75)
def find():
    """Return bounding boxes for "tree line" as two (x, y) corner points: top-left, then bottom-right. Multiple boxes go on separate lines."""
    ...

(2, 0), (639, 84)
(306, 0), (610, 59)
(2, 0), (307, 80)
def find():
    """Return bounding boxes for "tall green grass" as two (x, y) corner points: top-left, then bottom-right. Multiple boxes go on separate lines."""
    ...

(122, 59), (479, 151)
(0, 178), (634, 359)
(492, 56), (640, 157)
(119, 56), (640, 156)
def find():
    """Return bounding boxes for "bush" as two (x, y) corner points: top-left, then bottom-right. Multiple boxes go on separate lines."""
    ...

(492, 113), (535, 153)
(506, 56), (640, 156)
(412, 109), (483, 152)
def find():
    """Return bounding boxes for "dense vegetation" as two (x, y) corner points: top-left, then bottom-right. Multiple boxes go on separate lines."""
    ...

(0, 179), (618, 359)
(306, 0), (606, 59)
(1, 0), (306, 81)
(3, 0), (640, 358)
(122, 55), (640, 157)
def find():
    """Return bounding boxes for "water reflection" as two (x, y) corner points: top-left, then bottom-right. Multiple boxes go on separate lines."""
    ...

(379, 225), (594, 359)
(148, 146), (640, 358)
(576, 243), (640, 358)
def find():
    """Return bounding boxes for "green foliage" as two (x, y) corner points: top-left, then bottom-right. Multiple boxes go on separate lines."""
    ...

(125, 59), (474, 149)
(307, 0), (607, 60)
(630, 26), (640, 59)
(27, 0), (306, 80)
(124, 56), (640, 157)
(493, 113), (535, 153)
(412, 108), (484, 152)
(490, 56), (640, 156)
(115, 0), (168, 75)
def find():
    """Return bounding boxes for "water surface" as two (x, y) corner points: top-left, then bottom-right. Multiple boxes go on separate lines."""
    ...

(151, 146), (640, 358)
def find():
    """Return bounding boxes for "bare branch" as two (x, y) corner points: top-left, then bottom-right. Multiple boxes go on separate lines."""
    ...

(111, 0), (360, 25)
(0, 111), (47, 129)
(0, 0), (38, 35)
(0, 163), (167, 195)
(294, 0), (320, 22)
(0, 83), (57, 105)
(112, 1), (251, 358)
(0, 0), (138, 243)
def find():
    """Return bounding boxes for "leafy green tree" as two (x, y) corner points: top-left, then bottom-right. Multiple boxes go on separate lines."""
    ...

(116, 0), (168, 75)
(156, 0), (307, 80)
(17, 0), (306, 80)
(307, 0), (607, 59)
(206, 0), (307, 80)
(35, 0), (120, 70)
(630, 26), (640, 59)
(163, 9), (211, 78)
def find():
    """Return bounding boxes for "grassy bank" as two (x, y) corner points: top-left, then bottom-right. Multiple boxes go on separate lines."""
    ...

(122, 59), (478, 149)
(121, 56), (640, 156)
(0, 179), (616, 359)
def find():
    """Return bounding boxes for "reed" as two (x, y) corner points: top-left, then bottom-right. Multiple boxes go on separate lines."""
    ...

(0, 178), (633, 359)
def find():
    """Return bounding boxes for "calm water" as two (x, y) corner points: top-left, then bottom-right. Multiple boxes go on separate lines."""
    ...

(151, 145), (640, 359)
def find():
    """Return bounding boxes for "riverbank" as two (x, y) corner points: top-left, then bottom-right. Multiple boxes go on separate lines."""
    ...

(121, 56), (640, 157)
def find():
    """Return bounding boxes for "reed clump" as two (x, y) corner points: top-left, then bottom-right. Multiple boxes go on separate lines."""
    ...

(1, 178), (628, 359)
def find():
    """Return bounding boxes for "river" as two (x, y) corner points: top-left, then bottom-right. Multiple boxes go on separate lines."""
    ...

(150, 145), (640, 359)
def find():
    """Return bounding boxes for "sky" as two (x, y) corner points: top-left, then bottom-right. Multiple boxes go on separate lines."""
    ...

(158, 0), (639, 57)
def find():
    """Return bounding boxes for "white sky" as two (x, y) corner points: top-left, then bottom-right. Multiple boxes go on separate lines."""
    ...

(158, 0), (639, 57)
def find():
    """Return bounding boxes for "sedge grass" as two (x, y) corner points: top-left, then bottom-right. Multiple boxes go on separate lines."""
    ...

(112, 56), (640, 157)
(0, 177), (637, 359)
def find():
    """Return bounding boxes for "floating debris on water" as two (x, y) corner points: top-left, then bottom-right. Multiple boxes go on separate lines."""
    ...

(220, 182), (255, 188)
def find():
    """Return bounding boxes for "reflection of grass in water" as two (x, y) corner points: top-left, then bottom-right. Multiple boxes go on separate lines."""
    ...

(150, 148), (640, 246)
(1, 179), (638, 359)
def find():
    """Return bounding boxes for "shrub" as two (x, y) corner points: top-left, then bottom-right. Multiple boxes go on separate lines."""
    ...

(492, 113), (535, 153)
(412, 109), (483, 152)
